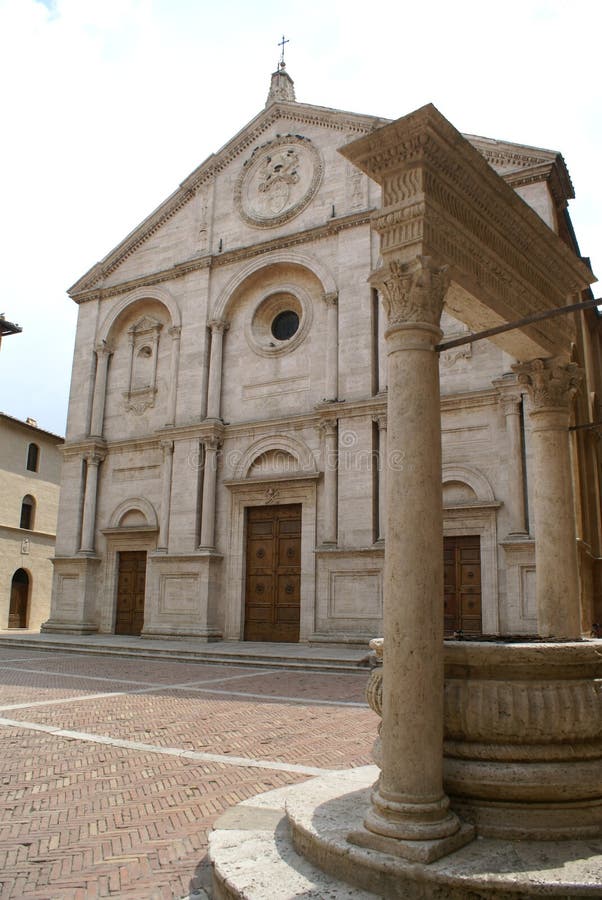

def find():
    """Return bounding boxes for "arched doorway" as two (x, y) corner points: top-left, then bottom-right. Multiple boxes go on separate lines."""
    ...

(9, 569), (29, 628)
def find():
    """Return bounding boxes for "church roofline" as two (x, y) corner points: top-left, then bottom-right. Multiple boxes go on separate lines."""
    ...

(67, 96), (579, 299)
(67, 99), (389, 298)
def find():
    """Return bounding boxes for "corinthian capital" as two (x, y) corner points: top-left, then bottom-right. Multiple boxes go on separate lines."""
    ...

(94, 342), (113, 360)
(209, 319), (229, 335)
(512, 358), (582, 411)
(369, 256), (449, 329)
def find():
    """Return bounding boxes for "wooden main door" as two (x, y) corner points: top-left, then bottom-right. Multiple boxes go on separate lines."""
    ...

(444, 535), (482, 637)
(8, 569), (29, 628)
(244, 504), (301, 642)
(115, 551), (147, 635)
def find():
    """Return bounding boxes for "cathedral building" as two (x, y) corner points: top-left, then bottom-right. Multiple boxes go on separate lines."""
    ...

(43, 67), (602, 643)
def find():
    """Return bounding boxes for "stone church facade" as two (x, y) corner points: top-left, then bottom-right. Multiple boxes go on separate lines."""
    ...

(44, 68), (602, 642)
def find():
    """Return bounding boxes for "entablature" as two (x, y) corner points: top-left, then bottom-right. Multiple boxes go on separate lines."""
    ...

(340, 104), (596, 359)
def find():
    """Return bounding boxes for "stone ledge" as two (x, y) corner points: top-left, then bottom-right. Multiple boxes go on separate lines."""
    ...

(210, 767), (602, 899)
(209, 782), (378, 900)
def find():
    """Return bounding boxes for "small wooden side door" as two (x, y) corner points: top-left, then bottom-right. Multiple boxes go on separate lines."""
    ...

(8, 571), (29, 628)
(444, 535), (482, 636)
(244, 504), (301, 642)
(115, 551), (147, 635)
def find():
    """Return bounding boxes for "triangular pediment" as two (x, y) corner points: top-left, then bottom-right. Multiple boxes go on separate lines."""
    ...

(68, 92), (577, 301)
(68, 98), (389, 300)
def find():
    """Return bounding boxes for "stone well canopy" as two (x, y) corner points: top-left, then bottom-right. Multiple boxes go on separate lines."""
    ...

(340, 103), (596, 361)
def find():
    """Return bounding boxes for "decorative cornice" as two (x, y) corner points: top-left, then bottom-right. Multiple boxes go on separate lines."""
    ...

(70, 211), (372, 304)
(340, 104), (594, 356)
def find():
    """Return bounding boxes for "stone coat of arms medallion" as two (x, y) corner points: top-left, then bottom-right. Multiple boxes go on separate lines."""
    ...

(235, 134), (323, 227)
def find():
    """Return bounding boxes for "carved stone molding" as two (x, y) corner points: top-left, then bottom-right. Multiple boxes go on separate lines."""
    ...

(264, 487), (280, 505)
(372, 414), (387, 431)
(369, 256), (449, 329)
(160, 440), (174, 456)
(513, 357), (583, 411)
(323, 291), (338, 307)
(168, 325), (182, 340)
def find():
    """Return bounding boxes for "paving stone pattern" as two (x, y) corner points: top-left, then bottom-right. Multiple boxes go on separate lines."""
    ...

(0, 648), (377, 898)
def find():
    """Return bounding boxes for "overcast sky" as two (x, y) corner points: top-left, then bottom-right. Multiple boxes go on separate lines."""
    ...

(0, 0), (600, 435)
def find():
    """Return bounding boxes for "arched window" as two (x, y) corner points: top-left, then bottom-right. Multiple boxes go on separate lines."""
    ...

(9, 569), (29, 628)
(20, 495), (35, 530)
(26, 443), (39, 472)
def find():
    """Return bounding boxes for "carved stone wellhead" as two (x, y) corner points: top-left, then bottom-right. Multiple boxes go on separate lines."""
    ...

(366, 637), (602, 840)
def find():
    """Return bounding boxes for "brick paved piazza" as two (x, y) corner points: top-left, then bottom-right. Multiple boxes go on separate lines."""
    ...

(0, 645), (377, 899)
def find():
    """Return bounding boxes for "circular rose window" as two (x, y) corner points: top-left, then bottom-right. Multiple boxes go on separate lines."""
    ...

(246, 287), (312, 357)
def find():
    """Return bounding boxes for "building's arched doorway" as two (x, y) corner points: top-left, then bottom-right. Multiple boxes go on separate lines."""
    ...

(9, 569), (29, 628)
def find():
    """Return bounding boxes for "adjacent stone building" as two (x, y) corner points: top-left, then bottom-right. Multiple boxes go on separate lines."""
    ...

(43, 67), (602, 642)
(1, 414), (64, 630)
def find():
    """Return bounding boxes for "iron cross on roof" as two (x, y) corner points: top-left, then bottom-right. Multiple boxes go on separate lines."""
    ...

(278, 34), (289, 69)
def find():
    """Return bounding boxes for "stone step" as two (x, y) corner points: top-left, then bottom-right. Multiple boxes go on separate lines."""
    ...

(0, 633), (369, 674)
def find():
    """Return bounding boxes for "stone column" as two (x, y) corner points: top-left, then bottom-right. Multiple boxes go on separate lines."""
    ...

(496, 385), (528, 536)
(320, 420), (337, 545)
(355, 256), (468, 861)
(206, 320), (229, 420)
(165, 326), (181, 426)
(513, 357), (583, 638)
(89, 344), (112, 437)
(373, 414), (387, 541)
(79, 451), (105, 553)
(157, 440), (174, 552)
(199, 437), (221, 550)
(323, 292), (339, 401)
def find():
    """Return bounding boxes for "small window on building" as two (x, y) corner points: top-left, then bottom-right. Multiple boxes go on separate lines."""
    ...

(26, 443), (39, 472)
(20, 495), (35, 530)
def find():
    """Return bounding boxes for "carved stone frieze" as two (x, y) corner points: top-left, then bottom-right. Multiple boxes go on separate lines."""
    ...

(369, 256), (449, 329)
(381, 167), (423, 206)
(513, 358), (583, 411)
